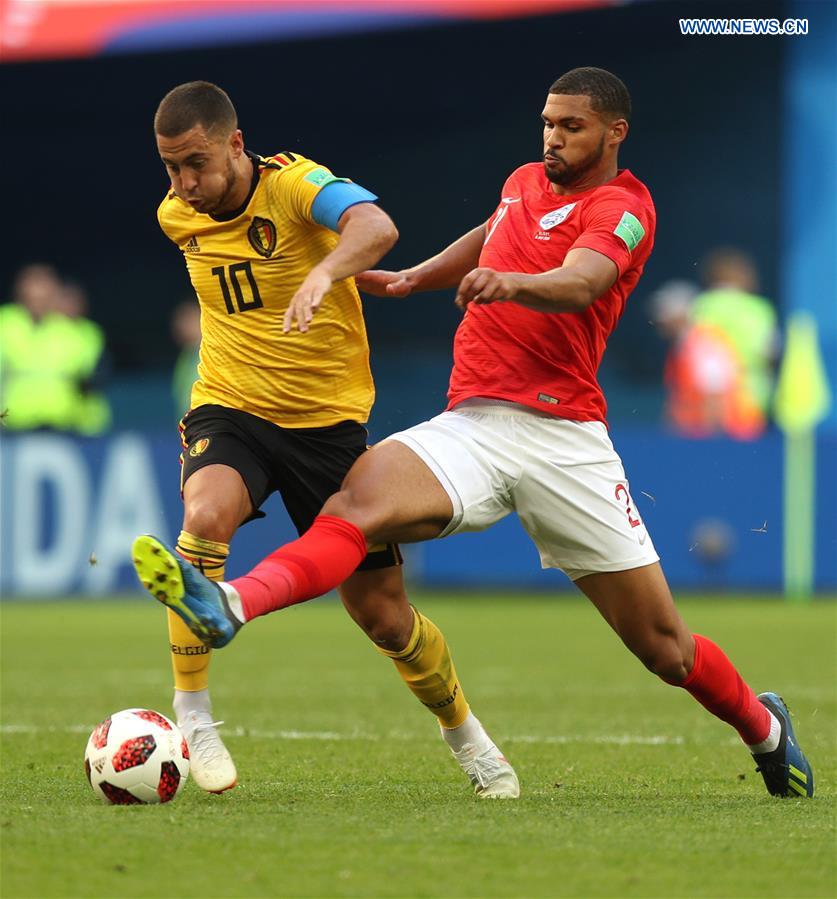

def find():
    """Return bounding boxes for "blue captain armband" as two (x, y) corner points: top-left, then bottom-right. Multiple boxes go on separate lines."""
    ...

(311, 181), (379, 232)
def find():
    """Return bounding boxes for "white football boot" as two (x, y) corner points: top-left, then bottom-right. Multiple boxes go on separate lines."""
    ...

(178, 710), (238, 794)
(442, 712), (520, 799)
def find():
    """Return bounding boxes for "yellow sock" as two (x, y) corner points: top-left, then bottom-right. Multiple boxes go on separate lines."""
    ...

(378, 608), (470, 728)
(167, 530), (229, 692)
(175, 530), (228, 581)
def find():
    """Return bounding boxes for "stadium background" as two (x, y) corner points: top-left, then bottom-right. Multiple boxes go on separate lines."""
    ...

(0, 0), (834, 595)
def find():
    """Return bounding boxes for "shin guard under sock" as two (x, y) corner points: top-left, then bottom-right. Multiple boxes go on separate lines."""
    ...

(673, 633), (771, 745)
(378, 607), (470, 728)
(168, 530), (229, 692)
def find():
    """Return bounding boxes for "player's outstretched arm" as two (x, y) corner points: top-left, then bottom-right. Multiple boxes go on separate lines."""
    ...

(284, 203), (398, 333)
(356, 224), (487, 298)
(455, 247), (618, 314)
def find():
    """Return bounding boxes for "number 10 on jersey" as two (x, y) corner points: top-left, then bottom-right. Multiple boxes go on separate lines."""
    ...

(211, 262), (264, 315)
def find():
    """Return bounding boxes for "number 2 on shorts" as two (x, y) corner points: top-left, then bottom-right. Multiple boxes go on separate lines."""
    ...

(615, 483), (641, 528)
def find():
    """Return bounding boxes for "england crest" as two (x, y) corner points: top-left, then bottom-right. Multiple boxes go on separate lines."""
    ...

(538, 203), (577, 231)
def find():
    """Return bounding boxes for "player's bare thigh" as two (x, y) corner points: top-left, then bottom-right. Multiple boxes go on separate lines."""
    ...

(182, 463), (255, 544)
(575, 562), (695, 682)
(322, 440), (454, 545)
(339, 565), (413, 652)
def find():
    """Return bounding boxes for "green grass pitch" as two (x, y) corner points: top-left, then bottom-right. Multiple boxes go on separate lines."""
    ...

(1, 594), (835, 898)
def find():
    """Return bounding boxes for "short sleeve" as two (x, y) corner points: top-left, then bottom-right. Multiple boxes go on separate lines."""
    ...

(497, 169), (525, 205)
(157, 191), (182, 245)
(268, 157), (357, 226)
(310, 181), (378, 232)
(570, 192), (653, 275)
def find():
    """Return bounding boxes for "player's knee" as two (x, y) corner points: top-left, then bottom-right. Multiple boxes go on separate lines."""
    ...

(183, 502), (233, 543)
(321, 490), (390, 542)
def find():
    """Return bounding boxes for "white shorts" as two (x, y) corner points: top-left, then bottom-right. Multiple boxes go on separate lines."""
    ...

(386, 399), (659, 581)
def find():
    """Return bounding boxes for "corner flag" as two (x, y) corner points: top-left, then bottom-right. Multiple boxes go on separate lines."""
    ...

(774, 312), (832, 600)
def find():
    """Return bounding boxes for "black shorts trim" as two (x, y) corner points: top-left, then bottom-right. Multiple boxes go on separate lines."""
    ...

(359, 543), (403, 571)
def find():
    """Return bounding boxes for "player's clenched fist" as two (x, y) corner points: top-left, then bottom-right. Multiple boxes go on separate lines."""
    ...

(284, 267), (334, 333)
(455, 268), (519, 311)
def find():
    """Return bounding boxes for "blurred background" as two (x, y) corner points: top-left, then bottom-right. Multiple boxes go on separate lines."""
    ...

(1, 0), (834, 596)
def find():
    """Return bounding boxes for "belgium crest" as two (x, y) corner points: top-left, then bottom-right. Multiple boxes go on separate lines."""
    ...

(189, 438), (211, 458)
(248, 216), (277, 258)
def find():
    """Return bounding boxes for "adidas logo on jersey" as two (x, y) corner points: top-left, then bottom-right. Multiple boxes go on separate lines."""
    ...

(184, 236), (200, 253)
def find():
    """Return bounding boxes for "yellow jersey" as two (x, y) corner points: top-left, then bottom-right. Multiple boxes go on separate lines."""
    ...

(158, 152), (374, 427)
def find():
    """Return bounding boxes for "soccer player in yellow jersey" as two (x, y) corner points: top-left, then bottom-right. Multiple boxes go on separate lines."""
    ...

(136, 81), (518, 798)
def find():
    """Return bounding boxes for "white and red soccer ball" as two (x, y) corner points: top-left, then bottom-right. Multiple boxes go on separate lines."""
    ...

(84, 709), (190, 804)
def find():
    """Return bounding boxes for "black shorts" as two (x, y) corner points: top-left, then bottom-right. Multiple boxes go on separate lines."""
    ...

(179, 404), (402, 572)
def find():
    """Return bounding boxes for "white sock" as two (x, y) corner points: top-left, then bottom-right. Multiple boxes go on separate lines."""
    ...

(219, 582), (246, 624)
(747, 710), (782, 754)
(440, 711), (487, 753)
(173, 688), (212, 725)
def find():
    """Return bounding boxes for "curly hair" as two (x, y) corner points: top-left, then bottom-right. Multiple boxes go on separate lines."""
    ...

(549, 68), (631, 122)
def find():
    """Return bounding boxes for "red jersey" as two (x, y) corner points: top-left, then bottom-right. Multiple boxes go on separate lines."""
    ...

(447, 163), (656, 422)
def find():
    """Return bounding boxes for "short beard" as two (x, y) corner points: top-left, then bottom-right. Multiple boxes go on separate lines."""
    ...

(544, 135), (606, 187)
(208, 156), (240, 214)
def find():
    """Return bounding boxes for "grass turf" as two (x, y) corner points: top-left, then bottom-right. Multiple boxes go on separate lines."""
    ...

(1, 594), (835, 899)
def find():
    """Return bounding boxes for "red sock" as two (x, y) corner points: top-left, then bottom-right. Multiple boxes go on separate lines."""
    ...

(673, 633), (771, 744)
(229, 515), (367, 621)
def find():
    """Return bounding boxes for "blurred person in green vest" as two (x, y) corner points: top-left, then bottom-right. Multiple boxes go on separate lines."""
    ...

(0, 264), (111, 433)
(0, 263), (73, 430)
(171, 299), (201, 418)
(54, 279), (112, 435)
(691, 248), (779, 436)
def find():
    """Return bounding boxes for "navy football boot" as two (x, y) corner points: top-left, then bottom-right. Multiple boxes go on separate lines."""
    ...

(752, 692), (814, 798)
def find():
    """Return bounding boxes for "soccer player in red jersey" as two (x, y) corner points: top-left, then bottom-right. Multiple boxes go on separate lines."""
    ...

(140, 68), (813, 799)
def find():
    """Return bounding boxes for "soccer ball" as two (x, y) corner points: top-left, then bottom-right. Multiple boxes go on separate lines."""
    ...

(84, 708), (190, 804)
